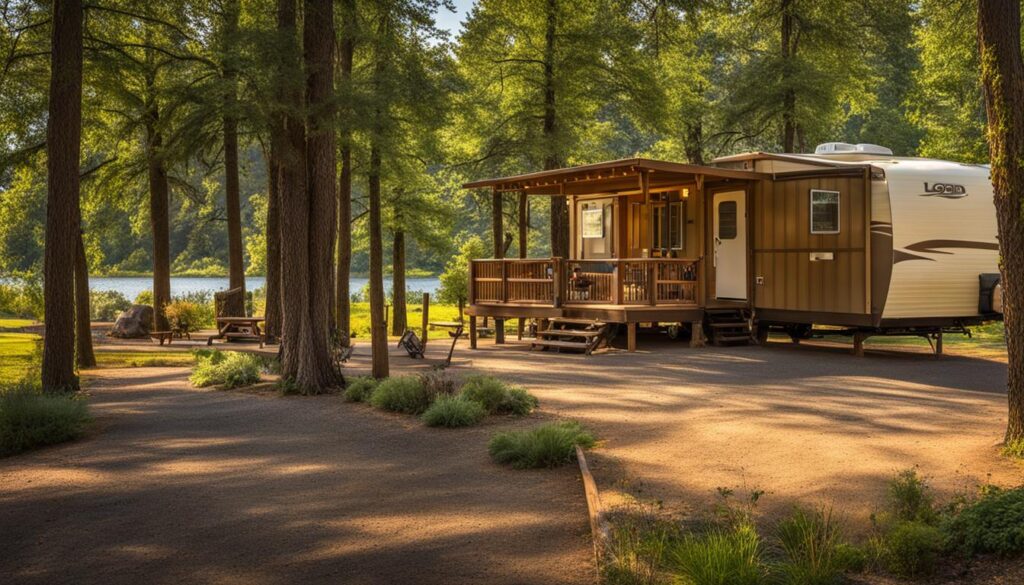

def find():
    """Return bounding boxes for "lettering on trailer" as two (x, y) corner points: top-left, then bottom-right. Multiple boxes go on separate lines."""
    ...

(919, 182), (967, 199)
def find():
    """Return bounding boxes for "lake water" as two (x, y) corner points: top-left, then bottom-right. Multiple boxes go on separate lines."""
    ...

(89, 276), (441, 301)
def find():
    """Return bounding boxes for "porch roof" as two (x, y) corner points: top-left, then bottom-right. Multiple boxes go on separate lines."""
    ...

(462, 157), (769, 195)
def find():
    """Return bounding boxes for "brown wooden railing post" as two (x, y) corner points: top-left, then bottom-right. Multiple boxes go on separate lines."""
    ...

(500, 260), (508, 302)
(612, 261), (621, 305)
(648, 261), (657, 306)
(468, 261), (476, 305)
(552, 257), (563, 308)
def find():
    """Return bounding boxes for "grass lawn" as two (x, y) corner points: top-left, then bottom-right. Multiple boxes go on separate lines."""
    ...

(348, 301), (468, 338)
(0, 333), (40, 384)
(0, 318), (36, 329)
(794, 321), (1007, 358)
(94, 351), (196, 368)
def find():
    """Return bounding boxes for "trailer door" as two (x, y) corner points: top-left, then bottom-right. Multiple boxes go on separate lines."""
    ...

(713, 190), (747, 300)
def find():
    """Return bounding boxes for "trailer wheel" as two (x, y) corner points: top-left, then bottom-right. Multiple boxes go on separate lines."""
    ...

(785, 324), (812, 343)
(755, 324), (770, 345)
(666, 323), (684, 340)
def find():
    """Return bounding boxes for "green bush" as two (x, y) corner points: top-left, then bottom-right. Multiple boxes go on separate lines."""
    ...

(134, 290), (154, 306)
(419, 370), (458, 398)
(602, 507), (674, 585)
(0, 383), (91, 456)
(875, 520), (943, 578)
(344, 376), (379, 402)
(421, 395), (487, 428)
(0, 277), (44, 319)
(775, 506), (847, 585)
(1002, 438), (1024, 460)
(164, 300), (204, 332)
(943, 486), (1024, 556)
(488, 420), (594, 469)
(89, 290), (131, 321)
(666, 521), (768, 585)
(459, 375), (537, 415)
(888, 469), (938, 524)
(190, 351), (262, 389)
(369, 376), (432, 414)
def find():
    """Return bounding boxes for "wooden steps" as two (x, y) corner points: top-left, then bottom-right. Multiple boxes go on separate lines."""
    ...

(531, 318), (609, 355)
(704, 309), (752, 346)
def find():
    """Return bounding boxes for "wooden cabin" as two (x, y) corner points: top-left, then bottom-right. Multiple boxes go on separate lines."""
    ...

(462, 146), (1001, 354)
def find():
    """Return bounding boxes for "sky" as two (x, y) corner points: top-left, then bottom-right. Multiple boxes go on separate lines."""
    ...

(434, 0), (474, 37)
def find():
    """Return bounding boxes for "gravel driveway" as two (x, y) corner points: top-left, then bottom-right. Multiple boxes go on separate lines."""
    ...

(0, 368), (593, 585)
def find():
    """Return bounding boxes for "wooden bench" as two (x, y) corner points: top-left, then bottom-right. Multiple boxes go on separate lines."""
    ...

(150, 331), (174, 346)
(207, 317), (266, 348)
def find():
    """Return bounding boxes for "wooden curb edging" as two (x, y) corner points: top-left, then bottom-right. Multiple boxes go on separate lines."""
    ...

(576, 445), (610, 581)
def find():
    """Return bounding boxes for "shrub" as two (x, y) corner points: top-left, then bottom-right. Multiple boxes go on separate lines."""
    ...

(89, 290), (131, 321)
(488, 420), (594, 469)
(190, 351), (262, 389)
(0, 383), (91, 456)
(775, 506), (847, 585)
(1002, 438), (1024, 460)
(460, 375), (537, 415)
(421, 395), (487, 428)
(0, 277), (44, 319)
(888, 468), (937, 524)
(164, 300), (204, 333)
(943, 485), (1024, 556)
(603, 506), (674, 585)
(134, 290), (154, 306)
(369, 376), (431, 414)
(875, 520), (943, 578)
(419, 370), (458, 398)
(344, 376), (379, 402)
(170, 291), (215, 328)
(666, 521), (768, 585)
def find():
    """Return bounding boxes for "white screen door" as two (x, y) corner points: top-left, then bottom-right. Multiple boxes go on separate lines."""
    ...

(713, 190), (747, 300)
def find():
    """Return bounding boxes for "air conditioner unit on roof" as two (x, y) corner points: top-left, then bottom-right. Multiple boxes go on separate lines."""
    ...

(814, 142), (893, 156)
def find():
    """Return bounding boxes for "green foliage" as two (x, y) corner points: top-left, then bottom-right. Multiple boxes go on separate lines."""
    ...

(134, 290), (154, 306)
(1002, 438), (1024, 460)
(488, 420), (595, 469)
(89, 290), (131, 321)
(189, 351), (262, 389)
(666, 521), (767, 585)
(602, 506), (674, 585)
(421, 395), (487, 428)
(369, 376), (432, 415)
(419, 370), (458, 398)
(0, 383), (91, 457)
(873, 520), (943, 578)
(459, 375), (538, 415)
(943, 486), (1024, 557)
(343, 376), (379, 403)
(775, 507), (848, 585)
(887, 468), (938, 524)
(0, 277), (44, 320)
(0, 333), (41, 385)
(164, 300), (203, 332)
(437, 236), (486, 306)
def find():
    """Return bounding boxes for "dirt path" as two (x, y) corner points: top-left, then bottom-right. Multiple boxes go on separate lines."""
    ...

(0, 368), (593, 585)
(449, 336), (1023, 529)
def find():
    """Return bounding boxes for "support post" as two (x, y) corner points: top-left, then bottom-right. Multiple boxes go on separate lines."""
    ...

(853, 331), (866, 357)
(627, 322), (637, 352)
(518, 318), (525, 340)
(690, 320), (705, 348)
(469, 315), (477, 349)
(421, 292), (429, 347)
(495, 318), (505, 344)
(935, 331), (943, 357)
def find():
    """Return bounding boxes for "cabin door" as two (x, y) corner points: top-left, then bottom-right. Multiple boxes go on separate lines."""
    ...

(713, 190), (747, 300)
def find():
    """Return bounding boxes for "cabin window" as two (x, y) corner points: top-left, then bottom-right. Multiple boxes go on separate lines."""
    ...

(652, 201), (686, 250)
(810, 189), (840, 234)
(718, 201), (737, 240)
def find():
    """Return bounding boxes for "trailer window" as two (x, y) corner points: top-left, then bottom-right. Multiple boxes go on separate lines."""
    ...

(718, 201), (737, 240)
(810, 190), (840, 234)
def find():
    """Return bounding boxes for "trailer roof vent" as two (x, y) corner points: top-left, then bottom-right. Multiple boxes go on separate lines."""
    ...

(814, 142), (893, 156)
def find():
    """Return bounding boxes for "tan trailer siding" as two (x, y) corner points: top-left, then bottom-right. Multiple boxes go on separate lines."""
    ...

(753, 175), (869, 315)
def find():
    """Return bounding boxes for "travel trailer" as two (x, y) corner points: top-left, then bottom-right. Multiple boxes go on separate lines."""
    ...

(462, 143), (1002, 355)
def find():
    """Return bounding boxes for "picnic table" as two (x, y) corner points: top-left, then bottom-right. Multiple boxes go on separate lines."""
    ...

(207, 317), (266, 347)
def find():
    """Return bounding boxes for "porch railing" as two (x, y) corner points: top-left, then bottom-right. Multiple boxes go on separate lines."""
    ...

(469, 257), (700, 307)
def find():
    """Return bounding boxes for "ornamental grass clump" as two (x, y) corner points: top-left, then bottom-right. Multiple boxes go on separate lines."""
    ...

(459, 375), (538, 415)
(421, 395), (487, 428)
(666, 521), (768, 585)
(775, 506), (854, 585)
(0, 383), (91, 457)
(189, 350), (262, 389)
(488, 420), (594, 469)
(369, 375), (432, 414)
(343, 376), (379, 402)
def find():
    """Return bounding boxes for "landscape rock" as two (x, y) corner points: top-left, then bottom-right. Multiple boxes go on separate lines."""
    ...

(108, 305), (154, 338)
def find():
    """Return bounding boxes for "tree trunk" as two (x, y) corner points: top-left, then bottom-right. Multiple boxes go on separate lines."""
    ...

(685, 122), (704, 165)
(222, 0), (245, 316)
(42, 0), (83, 392)
(780, 0), (797, 153)
(390, 228), (406, 336)
(518, 191), (528, 258)
(264, 147), (282, 341)
(492, 187), (504, 259)
(543, 0), (568, 258)
(368, 146), (389, 378)
(334, 0), (356, 346)
(74, 230), (95, 368)
(978, 0), (1024, 444)
(276, 0), (313, 382)
(144, 47), (171, 332)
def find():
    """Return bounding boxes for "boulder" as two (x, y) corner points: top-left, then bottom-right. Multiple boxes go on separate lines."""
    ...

(108, 304), (155, 338)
